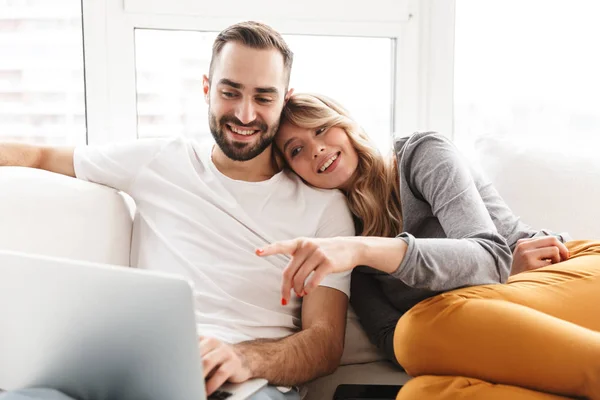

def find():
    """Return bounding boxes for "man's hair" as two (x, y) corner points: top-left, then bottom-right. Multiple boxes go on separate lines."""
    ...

(209, 21), (294, 86)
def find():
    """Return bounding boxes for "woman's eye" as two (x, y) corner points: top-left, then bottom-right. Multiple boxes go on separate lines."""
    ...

(290, 147), (302, 158)
(315, 127), (326, 135)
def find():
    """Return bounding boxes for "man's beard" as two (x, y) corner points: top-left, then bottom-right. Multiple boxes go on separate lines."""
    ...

(208, 110), (278, 162)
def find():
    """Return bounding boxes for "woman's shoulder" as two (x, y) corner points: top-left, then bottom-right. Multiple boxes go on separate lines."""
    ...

(393, 131), (452, 157)
(393, 131), (460, 174)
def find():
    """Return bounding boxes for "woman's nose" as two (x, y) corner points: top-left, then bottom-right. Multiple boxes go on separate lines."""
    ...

(313, 146), (325, 158)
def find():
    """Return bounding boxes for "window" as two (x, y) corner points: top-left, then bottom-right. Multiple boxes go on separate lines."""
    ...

(134, 29), (394, 153)
(454, 0), (600, 143)
(0, 0), (86, 145)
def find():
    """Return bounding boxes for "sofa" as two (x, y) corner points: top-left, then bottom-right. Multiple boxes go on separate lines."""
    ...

(1, 134), (599, 399)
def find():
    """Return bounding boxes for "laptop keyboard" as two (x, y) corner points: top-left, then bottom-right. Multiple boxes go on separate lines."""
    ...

(208, 390), (233, 400)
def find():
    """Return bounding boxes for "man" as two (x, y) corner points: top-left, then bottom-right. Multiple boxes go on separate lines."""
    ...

(0, 21), (354, 400)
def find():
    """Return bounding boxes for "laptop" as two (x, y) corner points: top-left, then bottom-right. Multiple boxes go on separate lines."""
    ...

(0, 249), (268, 400)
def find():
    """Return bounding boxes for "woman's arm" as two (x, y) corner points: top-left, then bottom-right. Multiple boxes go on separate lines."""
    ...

(258, 133), (514, 295)
(257, 235), (407, 300)
(392, 132), (512, 290)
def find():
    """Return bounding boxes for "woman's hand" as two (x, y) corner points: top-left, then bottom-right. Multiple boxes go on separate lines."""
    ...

(256, 237), (362, 304)
(511, 236), (569, 276)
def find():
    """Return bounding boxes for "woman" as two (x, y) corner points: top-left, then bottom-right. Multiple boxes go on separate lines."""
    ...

(257, 93), (600, 399)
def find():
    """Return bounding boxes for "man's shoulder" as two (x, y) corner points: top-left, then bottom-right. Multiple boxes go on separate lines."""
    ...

(276, 170), (355, 236)
(139, 135), (210, 164)
(113, 135), (189, 158)
(145, 135), (203, 153)
(281, 169), (347, 203)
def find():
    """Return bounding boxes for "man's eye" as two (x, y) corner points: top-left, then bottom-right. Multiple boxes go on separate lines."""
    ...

(291, 147), (302, 157)
(256, 97), (273, 104)
(222, 92), (236, 98)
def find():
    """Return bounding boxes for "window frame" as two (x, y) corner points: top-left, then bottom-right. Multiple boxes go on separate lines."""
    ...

(81, 0), (457, 145)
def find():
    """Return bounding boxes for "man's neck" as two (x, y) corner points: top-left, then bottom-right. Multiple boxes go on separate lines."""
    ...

(211, 146), (278, 182)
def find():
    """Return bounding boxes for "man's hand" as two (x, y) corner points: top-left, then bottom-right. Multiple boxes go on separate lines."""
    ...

(256, 237), (360, 305)
(199, 336), (252, 396)
(511, 236), (569, 276)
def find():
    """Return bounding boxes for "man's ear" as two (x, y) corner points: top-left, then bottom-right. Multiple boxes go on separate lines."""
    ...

(284, 88), (294, 104)
(202, 75), (210, 104)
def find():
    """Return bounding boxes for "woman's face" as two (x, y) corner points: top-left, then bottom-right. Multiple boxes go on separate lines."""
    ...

(275, 121), (359, 190)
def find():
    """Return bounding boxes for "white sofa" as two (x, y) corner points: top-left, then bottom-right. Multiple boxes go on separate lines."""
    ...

(1, 134), (599, 399)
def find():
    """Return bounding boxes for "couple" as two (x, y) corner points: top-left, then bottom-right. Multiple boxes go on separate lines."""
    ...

(1, 20), (600, 400)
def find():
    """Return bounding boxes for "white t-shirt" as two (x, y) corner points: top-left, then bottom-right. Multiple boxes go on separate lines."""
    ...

(74, 137), (355, 343)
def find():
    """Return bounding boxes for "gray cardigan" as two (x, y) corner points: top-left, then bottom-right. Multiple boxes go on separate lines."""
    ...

(350, 131), (568, 363)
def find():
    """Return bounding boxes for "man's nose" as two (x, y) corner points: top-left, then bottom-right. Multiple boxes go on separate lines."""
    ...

(235, 99), (257, 125)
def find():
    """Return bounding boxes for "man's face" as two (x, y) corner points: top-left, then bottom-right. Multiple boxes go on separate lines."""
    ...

(203, 42), (291, 162)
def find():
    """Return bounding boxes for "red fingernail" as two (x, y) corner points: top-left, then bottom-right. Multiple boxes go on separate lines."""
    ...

(281, 298), (287, 306)
(256, 248), (264, 255)
(302, 290), (308, 297)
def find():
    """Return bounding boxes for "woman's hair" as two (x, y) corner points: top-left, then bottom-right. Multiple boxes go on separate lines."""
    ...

(281, 93), (403, 237)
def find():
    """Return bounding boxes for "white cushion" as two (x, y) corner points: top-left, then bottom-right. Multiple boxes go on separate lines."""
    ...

(470, 136), (600, 240)
(0, 167), (132, 266)
(340, 306), (386, 365)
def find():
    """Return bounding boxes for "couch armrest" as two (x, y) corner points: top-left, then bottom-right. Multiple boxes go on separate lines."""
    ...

(0, 166), (132, 265)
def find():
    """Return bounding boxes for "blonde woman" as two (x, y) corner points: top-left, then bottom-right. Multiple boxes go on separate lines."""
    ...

(257, 93), (600, 399)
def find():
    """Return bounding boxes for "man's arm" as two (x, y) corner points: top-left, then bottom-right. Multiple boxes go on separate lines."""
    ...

(237, 286), (348, 385)
(0, 143), (75, 177)
(201, 286), (348, 395)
